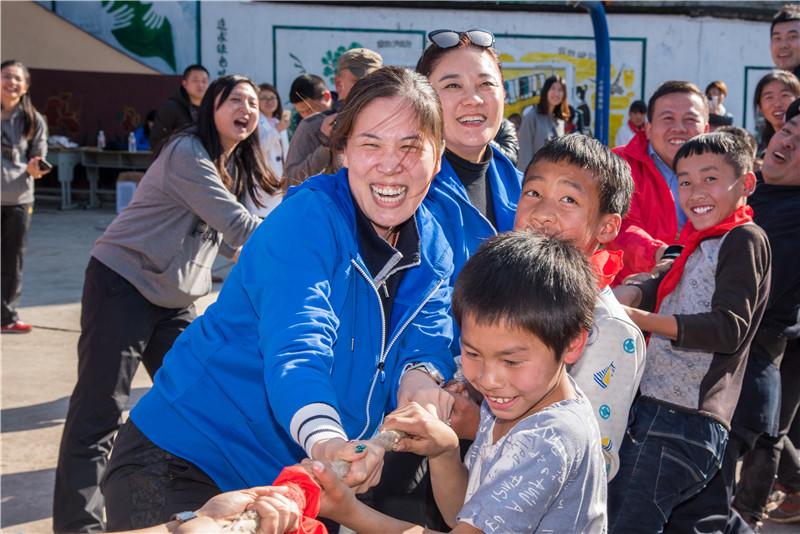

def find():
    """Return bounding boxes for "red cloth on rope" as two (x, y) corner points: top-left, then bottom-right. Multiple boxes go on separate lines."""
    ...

(272, 466), (327, 534)
(590, 249), (624, 289)
(654, 205), (753, 313)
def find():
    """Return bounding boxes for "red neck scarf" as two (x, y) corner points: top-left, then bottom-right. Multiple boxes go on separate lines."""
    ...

(629, 119), (644, 133)
(654, 205), (753, 313)
(272, 466), (327, 534)
(590, 249), (624, 289)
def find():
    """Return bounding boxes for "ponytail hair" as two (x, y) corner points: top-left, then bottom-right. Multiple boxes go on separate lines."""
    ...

(1, 60), (37, 140)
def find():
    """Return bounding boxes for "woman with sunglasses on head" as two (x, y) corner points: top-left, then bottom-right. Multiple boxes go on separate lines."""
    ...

(99, 67), (457, 531)
(53, 75), (274, 533)
(1, 59), (50, 334)
(418, 28), (522, 280)
(516, 75), (570, 172)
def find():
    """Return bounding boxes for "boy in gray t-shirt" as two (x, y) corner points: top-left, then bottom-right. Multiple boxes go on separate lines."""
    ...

(310, 234), (607, 533)
(459, 382), (605, 533)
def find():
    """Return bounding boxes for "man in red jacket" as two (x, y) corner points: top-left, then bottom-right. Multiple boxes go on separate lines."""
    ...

(610, 81), (709, 283)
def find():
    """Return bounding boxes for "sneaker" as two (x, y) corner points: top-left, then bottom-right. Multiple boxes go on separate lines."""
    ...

(767, 492), (800, 524)
(1, 320), (32, 334)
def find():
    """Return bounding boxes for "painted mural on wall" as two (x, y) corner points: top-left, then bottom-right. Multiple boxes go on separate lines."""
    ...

(273, 27), (645, 144)
(37, 0), (198, 73)
(272, 27), (426, 94)
(495, 35), (645, 144)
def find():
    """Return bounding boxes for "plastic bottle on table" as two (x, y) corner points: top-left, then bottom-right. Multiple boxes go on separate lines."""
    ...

(97, 130), (106, 150)
(128, 132), (137, 152)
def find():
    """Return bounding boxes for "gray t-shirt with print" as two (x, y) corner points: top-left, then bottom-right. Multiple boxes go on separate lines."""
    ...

(458, 379), (607, 533)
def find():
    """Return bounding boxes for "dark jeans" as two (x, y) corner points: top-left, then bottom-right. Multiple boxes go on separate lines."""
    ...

(735, 340), (800, 518)
(102, 420), (221, 531)
(608, 397), (729, 534)
(53, 258), (195, 533)
(1, 203), (32, 325)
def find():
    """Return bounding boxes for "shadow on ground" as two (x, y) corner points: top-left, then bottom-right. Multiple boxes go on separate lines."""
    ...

(1, 468), (56, 528)
(1, 388), (148, 433)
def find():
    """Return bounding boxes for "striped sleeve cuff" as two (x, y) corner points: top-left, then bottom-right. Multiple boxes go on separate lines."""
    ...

(289, 403), (348, 458)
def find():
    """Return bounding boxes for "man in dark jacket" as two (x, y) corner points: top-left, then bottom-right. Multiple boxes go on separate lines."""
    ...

(149, 64), (209, 151)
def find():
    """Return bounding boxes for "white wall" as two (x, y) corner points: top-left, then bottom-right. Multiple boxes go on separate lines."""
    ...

(198, 2), (772, 135)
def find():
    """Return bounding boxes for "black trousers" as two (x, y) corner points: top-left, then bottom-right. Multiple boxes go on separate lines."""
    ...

(1, 203), (33, 325)
(102, 420), (221, 531)
(735, 340), (800, 519)
(53, 258), (195, 533)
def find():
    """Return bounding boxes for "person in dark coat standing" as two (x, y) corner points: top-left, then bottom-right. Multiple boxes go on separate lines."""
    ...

(149, 64), (209, 151)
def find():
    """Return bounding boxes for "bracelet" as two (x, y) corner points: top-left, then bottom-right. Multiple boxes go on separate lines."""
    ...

(403, 362), (445, 386)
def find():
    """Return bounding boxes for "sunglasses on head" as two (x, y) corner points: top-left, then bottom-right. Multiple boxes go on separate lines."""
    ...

(427, 29), (495, 49)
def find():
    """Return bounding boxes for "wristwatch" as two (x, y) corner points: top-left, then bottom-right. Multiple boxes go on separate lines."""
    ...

(170, 511), (198, 524)
(403, 362), (445, 386)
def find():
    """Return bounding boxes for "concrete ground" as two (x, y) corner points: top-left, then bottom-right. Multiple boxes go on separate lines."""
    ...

(1, 206), (796, 533)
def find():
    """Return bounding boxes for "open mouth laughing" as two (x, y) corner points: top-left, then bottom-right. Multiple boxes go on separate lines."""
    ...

(370, 184), (408, 205)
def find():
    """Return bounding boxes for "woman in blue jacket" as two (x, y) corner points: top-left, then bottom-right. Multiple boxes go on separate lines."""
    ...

(101, 66), (457, 531)
(418, 29), (522, 278)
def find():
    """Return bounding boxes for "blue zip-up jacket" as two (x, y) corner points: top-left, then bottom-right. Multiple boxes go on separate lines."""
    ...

(131, 169), (456, 490)
(423, 147), (522, 280)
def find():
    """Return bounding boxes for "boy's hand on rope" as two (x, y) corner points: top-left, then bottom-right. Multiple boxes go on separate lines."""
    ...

(382, 402), (459, 458)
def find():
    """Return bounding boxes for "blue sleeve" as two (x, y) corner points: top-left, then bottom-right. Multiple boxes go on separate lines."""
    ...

(238, 190), (348, 446)
(389, 279), (456, 411)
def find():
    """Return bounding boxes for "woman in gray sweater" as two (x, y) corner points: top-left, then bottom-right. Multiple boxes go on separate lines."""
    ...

(1, 60), (50, 334)
(517, 75), (569, 172)
(53, 75), (280, 534)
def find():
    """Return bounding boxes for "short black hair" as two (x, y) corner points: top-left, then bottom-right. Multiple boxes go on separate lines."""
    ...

(647, 80), (708, 122)
(715, 126), (758, 159)
(182, 64), (209, 79)
(288, 74), (329, 104)
(629, 100), (647, 114)
(772, 4), (800, 34)
(452, 232), (595, 359)
(524, 134), (634, 217)
(673, 131), (755, 176)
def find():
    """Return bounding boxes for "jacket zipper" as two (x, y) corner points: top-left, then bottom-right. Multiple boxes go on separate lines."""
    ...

(350, 258), (445, 439)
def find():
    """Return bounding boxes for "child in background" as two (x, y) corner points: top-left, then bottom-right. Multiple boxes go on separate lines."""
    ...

(513, 134), (646, 480)
(310, 233), (608, 533)
(610, 132), (772, 532)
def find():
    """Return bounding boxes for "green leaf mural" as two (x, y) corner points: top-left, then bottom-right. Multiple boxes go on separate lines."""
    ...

(101, 0), (177, 72)
(321, 42), (363, 85)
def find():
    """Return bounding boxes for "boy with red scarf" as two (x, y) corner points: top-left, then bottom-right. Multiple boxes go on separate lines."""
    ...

(609, 132), (771, 532)
(511, 134), (646, 481)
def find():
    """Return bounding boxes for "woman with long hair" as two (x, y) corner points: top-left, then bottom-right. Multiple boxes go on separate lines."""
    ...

(754, 70), (800, 153)
(53, 75), (277, 533)
(517, 75), (570, 171)
(1, 59), (50, 334)
(99, 66), (456, 531)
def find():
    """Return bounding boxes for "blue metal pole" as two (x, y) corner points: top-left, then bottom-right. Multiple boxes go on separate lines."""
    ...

(579, 1), (611, 144)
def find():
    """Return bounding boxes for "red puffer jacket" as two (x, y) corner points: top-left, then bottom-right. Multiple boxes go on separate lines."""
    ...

(609, 130), (679, 284)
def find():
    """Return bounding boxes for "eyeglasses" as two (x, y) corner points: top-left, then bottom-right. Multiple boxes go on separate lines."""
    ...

(259, 94), (278, 102)
(427, 29), (495, 49)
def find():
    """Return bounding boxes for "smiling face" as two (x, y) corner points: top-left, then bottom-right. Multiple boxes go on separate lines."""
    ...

(1, 65), (28, 109)
(428, 46), (504, 163)
(259, 88), (279, 116)
(676, 153), (753, 231)
(460, 314), (582, 431)
(514, 161), (620, 255)
(762, 114), (800, 186)
(759, 80), (798, 131)
(214, 82), (260, 154)
(771, 20), (800, 71)
(646, 91), (709, 166)
(343, 96), (441, 239)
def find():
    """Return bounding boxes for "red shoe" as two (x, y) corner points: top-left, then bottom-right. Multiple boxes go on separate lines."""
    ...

(1, 320), (33, 334)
